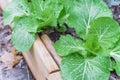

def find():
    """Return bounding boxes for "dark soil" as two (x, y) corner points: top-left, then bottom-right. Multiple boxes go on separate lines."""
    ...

(111, 5), (120, 24)
(41, 26), (79, 42)
(0, 8), (34, 80)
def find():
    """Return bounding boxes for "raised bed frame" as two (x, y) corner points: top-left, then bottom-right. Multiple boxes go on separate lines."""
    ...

(23, 35), (62, 80)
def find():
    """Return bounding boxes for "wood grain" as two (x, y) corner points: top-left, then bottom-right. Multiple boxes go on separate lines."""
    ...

(33, 35), (59, 74)
(47, 72), (62, 80)
(23, 51), (46, 80)
(41, 34), (62, 66)
(23, 35), (62, 80)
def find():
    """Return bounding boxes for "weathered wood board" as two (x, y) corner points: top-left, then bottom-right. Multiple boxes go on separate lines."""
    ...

(23, 35), (62, 80)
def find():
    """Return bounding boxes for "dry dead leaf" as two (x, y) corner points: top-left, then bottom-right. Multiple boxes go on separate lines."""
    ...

(0, 47), (23, 70)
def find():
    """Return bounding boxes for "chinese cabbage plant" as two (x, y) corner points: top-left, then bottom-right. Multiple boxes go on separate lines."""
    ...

(3, 0), (120, 80)
(54, 17), (120, 80)
(54, 1), (120, 80)
(3, 0), (63, 52)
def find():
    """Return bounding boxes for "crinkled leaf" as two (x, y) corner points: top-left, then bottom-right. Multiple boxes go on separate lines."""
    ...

(110, 40), (120, 76)
(13, 17), (41, 33)
(31, 0), (63, 27)
(66, 0), (112, 39)
(60, 54), (111, 80)
(58, 0), (73, 24)
(54, 35), (85, 56)
(3, 0), (31, 25)
(12, 25), (36, 52)
(32, 0), (62, 18)
(56, 24), (67, 32)
(86, 17), (120, 54)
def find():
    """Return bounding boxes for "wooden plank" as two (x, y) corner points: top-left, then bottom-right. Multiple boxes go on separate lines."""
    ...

(24, 35), (62, 80)
(47, 72), (62, 80)
(31, 45), (49, 77)
(23, 51), (46, 80)
(23, 35), (60, 79)
(41, 34), (62, 66)
(32, 35), (59, 75)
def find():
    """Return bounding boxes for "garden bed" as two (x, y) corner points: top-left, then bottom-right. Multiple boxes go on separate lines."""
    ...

(1, 0), (120, 80)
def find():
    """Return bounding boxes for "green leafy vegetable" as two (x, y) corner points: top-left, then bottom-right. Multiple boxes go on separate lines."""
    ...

(3, 0), (31, 25)
(3, 0), (63, 52)
(12, 24), (36, 52)
(55, 24), (67, 32)
(110, 40), (120, 76)
(86, 17), (120, 54)
(57, 0), (73, 25)
(66, 0), (112, 39)
(13, 17), (41, 33)
(61, 54), (111, 80)
(54, 35), (85, 56)
(54, 17), (120, 80)
(54, 9), (120, 80)
(31, 0), (63, 27)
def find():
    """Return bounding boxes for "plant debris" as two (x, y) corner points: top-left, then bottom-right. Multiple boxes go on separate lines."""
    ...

(0, 47), (23, 70)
